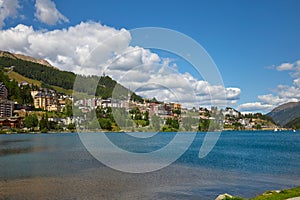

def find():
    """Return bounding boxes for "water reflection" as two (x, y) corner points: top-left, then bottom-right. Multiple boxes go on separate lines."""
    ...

(0, 139), (30, 145)
(0, 138), (48, 156)
(0, 146), (46, 156)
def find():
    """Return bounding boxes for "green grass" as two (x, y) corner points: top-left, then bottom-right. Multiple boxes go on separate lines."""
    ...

(8, 70), (42, 86)
(226, 186), (300, 200)
(50, 85), (73, 95)
(250, 186), (300, 200)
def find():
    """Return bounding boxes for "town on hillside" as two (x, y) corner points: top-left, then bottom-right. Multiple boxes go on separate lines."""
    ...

(0, 78), (278, 133)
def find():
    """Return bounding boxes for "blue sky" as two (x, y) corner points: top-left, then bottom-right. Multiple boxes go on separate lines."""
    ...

(1, 0), (300, 113)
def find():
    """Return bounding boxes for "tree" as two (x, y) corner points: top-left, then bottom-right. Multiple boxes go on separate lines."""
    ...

(24, 114), (39, 130)
(198, 118), (210, 132)
(172, 109), (181, 115)
(64, 99), (73, 117)
(67, 123), (76, 130)
(254, 124), (262, 130)
(39, 114), (48, 131)
(151, 115), (161, 131)
(233, 122), (243, 130)
(99, 118), (112, 131)
(182, 117), (198, 131)
(165, 117), (179, 130)
(144, 111), (149, 126)
(88, 117), (100, 129)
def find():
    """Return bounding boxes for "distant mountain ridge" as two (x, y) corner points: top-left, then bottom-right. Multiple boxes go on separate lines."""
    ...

(267, 101), (300, 127)
(0, 50), (53, 68)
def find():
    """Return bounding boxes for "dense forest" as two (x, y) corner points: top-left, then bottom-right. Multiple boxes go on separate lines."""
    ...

(0, 54), (142, 101)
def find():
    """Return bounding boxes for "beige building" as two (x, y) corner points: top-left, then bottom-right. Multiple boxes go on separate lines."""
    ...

(32, 91), (58, 111)
(174, 103), (181, 110)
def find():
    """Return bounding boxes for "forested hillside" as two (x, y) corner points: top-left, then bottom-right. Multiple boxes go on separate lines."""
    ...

(0, 68), (33, 104)
(0, 51), (142, 101)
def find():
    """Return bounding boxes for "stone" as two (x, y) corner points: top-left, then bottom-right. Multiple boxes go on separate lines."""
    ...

(215, 193), (233, 200)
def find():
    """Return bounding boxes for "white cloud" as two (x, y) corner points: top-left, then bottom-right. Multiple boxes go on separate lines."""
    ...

(294, 78), (300, 88)
(241, 60), (300, 113)
(35, 0), (69, 25)
(118, 67), (240, 108)
(276, 85), (300, 100)
(0, 22), (131, 73)
(240, 84), (300, 113)
(276, 62), (294, 71)
(0, 0), (20, 28)
(225, 87), (241, 100)
(296, 61), (300, 70)
(238, 102), (273, 112)
(0, 22), (241, 108)
(258, 94), (286, 106)
(274, 60), (300, 73)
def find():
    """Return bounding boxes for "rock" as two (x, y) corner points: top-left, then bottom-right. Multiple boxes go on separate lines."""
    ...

(215, 193), (233, 200)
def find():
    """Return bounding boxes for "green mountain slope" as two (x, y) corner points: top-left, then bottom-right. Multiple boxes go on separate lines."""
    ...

(0, 50), (141, 100)
(267, 101), (300, 127)
(285, 116), (300, 129)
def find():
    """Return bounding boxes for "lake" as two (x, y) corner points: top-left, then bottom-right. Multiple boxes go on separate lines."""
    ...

(0, 131), (300, 199)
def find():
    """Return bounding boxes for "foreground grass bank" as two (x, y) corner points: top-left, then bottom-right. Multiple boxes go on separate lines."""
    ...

(223, 186), (300, 200)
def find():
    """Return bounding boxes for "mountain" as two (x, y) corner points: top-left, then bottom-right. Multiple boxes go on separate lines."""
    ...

(0, 50), (53, 68)
(285, 116), (300, 129)
(0, 50), (142, 101)
(267, 101), (300, 127)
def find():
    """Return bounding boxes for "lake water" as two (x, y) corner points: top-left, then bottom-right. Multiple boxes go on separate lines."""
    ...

(1, 131), (300, 199)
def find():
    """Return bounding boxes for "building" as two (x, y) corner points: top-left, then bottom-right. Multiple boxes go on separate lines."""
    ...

(0, 82), (8, 99)
(0, 83), (13, 118)
(0, 99), (14, 117)
(222, 107), (240, 118)
(32, 91), (58, 111)
(0, 117), (22, 128)
(174, 103), (181, 110)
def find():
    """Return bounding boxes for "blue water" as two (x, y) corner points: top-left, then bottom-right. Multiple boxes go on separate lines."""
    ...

(1, 131), (300, 199)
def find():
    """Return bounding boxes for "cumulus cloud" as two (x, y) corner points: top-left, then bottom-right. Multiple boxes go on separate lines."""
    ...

(35, 0), (69, 25)
(276, 62), (294, 71)
(271, 61), (300, 104)
(238, 102), (273, 112)
(258, 94), (287, 106)
(294, 78), (300, 88)
(241, 84), (300, 113)
(240, 60), (300, 113)
(0, 22), (131, 73)
(0, 0), (20, 28)
(0, 22), (241, 108)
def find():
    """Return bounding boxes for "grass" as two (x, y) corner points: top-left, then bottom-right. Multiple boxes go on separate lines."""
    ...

(8, 70), (42, 86)
(250, 186), (300, 200)
(225, 186), (300, 200)
(50, 85), (73, 96)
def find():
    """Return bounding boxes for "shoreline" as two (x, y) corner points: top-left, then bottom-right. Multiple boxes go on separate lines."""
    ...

(0, 129), (298, 135)
(218, 186), (300, 200)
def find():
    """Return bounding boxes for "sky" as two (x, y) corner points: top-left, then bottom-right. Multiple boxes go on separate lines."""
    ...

(0, 0), (300, 113)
